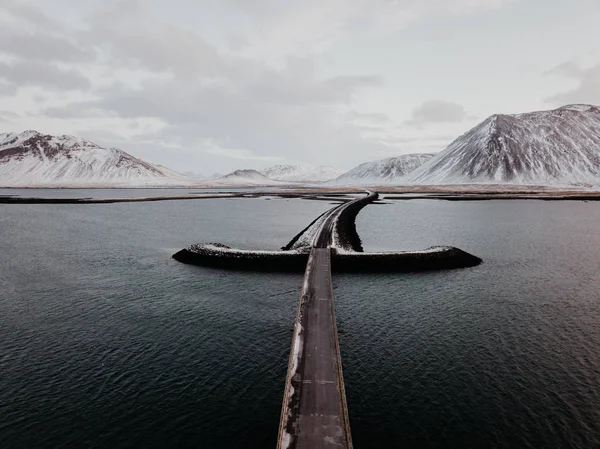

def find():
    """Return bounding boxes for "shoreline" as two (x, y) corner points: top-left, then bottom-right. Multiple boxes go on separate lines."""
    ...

(3, 188), (600, 204)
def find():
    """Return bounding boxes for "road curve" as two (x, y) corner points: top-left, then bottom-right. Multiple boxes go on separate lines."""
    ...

(313, 190), (378, 249)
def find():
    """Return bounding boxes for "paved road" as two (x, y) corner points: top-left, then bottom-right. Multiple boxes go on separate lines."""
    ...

(286, 247), (351, 449)
(277, 193), (377, 449)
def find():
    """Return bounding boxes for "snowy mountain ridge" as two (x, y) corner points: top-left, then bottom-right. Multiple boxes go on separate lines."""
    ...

(407, 104), (600, 186)
(260, 164), (343, 182)
(0, 130), (190, 187)
(334, 153), (436, 184)
(214, 169), (286, 185)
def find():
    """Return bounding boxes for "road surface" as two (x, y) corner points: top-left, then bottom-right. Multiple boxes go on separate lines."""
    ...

(277, 192), (377, 448)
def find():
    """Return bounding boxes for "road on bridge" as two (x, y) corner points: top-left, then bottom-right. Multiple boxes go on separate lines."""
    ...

(277, 191), (377, 449)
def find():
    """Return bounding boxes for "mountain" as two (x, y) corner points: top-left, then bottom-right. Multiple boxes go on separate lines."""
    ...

(407, 104), (600, 186)
(0, 130), (190, 187)
(260, 164), (343, 182)
(334, 153), (436, 184)
(215, 169), (285, 185)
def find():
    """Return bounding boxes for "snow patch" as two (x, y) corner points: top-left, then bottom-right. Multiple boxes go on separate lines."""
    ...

(333, 245), (455, 255)
(188, 243), (307, 256)
(281, 432), (292, 449)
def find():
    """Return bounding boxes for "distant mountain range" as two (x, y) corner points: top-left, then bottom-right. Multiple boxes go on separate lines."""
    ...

(260, 164), (343, 182)
(213, 169), (285, 185)
(334, 153), (435, 184)
(0, 130), (189, 187)
(3, 105), (600, 188)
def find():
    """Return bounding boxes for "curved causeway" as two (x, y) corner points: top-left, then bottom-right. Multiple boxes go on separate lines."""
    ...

(171, 192), (482, 448)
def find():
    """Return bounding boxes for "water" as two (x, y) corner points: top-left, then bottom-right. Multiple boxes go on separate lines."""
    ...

(2, 197), (600, 448)
(338, 200), (600, 448)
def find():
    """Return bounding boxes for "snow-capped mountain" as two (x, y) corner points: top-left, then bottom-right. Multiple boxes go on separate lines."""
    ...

(260, 164), (343, 182)
(215, 169), (285, 185)
(407, 104), (600, 186)
(0, 130), (190, 187)
(334, 153), (436, 184)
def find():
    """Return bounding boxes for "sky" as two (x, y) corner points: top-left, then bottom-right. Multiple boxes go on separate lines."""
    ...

(1, 0), (599, 175)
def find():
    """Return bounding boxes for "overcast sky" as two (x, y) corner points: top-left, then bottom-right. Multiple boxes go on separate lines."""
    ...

(1, 0), (599, 174)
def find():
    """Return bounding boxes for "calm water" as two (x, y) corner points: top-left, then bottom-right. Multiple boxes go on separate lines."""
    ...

(1, 196), (600, 448)
(341, 200), (600, 448)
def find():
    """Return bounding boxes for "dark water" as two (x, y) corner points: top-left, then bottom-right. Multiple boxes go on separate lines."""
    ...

(339, 200), (600, 448)
(2, 198), (600, 448)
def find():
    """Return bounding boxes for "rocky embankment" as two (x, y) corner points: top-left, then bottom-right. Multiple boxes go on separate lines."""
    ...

(173, 243), (482, 272)
(332, 246), (481, 272)
(172, 243), (309, 272)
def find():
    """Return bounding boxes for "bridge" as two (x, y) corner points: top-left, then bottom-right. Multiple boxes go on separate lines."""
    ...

(277, 191), (378, 449)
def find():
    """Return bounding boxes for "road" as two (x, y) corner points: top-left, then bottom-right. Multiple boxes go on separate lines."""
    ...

(313, 190), (377, 248)
(277, 192), (376, 449)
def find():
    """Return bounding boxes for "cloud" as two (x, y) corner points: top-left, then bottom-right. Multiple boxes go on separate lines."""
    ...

(43, 102), (112, 119)
(246, 62), (383, 106)
(203, 140), (285, 161)
(544, 61), (584, 78)
(406, 100), (469, 126)
(0, 0), (64, 31)
(0, 2), (89, 64)
(0, 109), (19, 124)
(0, 28), (90, 63)
(0, 81), (13, 95)
(0, 61), (91, 91)
(545, 61), (600, 106)
(221, 0), (515, 57)
(379, 134), (455, 144)
(226, 34), (249, 52)
(82, 2), (225, 79)
(344, 111), (390, 123)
